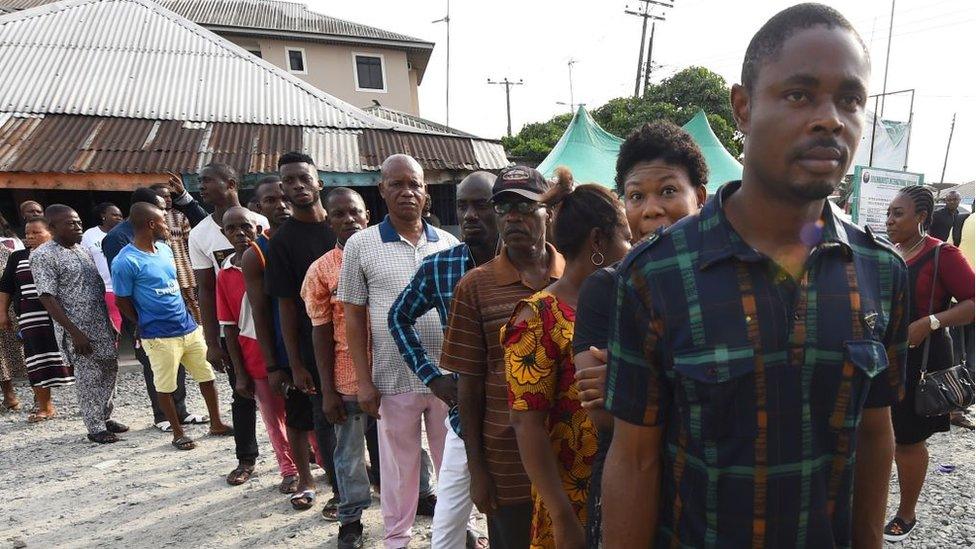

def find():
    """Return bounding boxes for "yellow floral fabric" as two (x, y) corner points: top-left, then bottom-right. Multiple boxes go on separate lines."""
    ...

(502, 291), (597, 549)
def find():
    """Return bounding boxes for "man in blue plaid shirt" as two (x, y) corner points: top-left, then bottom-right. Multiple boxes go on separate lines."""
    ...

(389, 172), (498, 548)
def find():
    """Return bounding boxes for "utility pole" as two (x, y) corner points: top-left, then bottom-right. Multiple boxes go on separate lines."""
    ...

(643, 21), (657, 91)
(567, 59), (578, 112)
(487, 77), (524, 137)
(625, 1), (673, 96)
(880, 0), (895, 116)
(939, 113), (956, 185)
(432, 0), (450, 126)
(625, 1), (651, 97)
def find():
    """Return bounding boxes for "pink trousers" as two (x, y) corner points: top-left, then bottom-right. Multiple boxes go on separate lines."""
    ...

(377, 392), (449, 549)
(104, 291), (122, 333)
(253, 377), (298, 478)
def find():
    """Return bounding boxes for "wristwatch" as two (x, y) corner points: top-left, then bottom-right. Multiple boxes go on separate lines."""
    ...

(929, 314), (941, 331)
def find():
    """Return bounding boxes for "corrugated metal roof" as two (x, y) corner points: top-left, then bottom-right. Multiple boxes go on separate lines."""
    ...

(302, 127), (361, 173)
(363, 105), (478, 138)
(0, 0), (432, 45)
(0, 0), (382, 128)
(471, 139), (512, 170)
(0, 113), (507, 175)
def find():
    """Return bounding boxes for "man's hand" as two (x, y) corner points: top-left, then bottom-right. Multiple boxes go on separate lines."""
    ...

(71, 331), (93, 355)
(358, 379), (382, 419)
(268, 370), (290, 397)
(553, 508), (586, 549)
(322, 389), (347, 424)
(165, 172), (186, 197)
(908, 318), (931, 348)
(292, 366), (317, 395)
(428, 375), (458, 408)
(469, 462), (498, 514)
(577, 347), (607, 410)
(207, 345), (230, 372)
(234, 372), (254, 399)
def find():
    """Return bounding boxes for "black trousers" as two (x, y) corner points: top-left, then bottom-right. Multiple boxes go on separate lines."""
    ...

(131, 330), (188, 424)
(487, 502), (533, 549)
(226, 366), (259, 463)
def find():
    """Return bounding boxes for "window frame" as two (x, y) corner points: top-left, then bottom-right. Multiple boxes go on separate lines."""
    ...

(352, 52), (388, 93)
(286, 47), (308, 74)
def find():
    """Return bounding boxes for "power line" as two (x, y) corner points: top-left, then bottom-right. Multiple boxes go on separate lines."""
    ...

(487, 77), (524, 137)
(624, 1), (671, 97)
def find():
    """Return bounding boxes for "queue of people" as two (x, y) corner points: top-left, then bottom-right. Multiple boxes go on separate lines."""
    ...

(0, 3), (974, 548)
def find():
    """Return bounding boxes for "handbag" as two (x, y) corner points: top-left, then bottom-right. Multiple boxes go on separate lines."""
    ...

(914, 244), (976, 417)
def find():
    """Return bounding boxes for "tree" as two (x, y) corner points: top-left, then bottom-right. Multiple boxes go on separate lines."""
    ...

(502, 66), (742, 163)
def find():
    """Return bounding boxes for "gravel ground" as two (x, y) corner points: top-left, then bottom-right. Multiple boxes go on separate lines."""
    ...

(0, 364), (972, 548)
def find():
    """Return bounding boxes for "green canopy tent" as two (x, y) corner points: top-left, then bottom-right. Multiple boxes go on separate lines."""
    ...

(536, 106), (741, 194)
(681, 109), (743, 194)
(537, 106), (623, 188)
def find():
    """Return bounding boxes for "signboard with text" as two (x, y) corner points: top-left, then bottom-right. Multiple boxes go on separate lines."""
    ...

(850, 165), (925, 233)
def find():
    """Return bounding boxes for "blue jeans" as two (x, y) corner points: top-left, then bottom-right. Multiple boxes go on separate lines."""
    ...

(333, 400), (374, 525)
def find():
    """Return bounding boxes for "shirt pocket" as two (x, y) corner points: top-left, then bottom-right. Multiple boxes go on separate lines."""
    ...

(672, 346), (757, 440)
(831, 340), (889, 432)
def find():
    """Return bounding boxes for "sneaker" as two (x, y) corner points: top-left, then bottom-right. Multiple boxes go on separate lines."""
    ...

(337, 521), (365, 549)
(416, 494), (437, 517)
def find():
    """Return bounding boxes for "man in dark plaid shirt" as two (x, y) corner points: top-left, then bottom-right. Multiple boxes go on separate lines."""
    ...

(603, 5), (909, 548)
(388, 172), (498, 548)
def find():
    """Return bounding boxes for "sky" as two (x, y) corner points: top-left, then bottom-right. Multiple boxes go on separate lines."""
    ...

(310, 0), (975, 184)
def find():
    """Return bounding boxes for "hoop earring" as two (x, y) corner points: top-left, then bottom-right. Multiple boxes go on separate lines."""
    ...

(918, 222), (925, 236)
(590, 251), (605, 266)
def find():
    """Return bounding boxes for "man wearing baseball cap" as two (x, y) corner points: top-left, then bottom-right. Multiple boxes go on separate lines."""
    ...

(440, 165), (565, 548)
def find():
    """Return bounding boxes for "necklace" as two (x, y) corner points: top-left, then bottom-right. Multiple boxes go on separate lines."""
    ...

(897, 236), (925, 258)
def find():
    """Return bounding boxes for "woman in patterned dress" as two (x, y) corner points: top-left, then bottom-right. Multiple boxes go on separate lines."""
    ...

(0, 213), (26, 410)
(503, 184), (632, 549)
(0, 217), (74, 422)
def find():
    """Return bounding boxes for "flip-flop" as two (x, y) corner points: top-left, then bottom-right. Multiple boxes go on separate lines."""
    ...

(278, 475), (299, 494)
(466, 530), (489, 549)
(181, 414), (209, 425)
(154, 421), (173, 433)
(884, 516), (917, 542)
(209, 425), (235, 437)
(171, 436), (196, 451)
(321, 495), (339, 521)
(3, 400), (20, 411)
(290, 489), (316, 511)
(226, 464), (254, 486)
(28, 411), (55, 423)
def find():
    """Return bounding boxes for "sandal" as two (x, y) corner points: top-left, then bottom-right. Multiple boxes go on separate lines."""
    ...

(181, 413), (209, 425)
(105, 420), (129, 433)
(226, 464), (254, 485)
(884, 516), (917, 542)
(154, 421), (173, 433)
(278, 475), (299, 494)
(321, 495), (339, 521)
(950, 412), (975, 430)
(88, 431), (120, 444)
(171, 436), (196, 451)
(290, 489), (316, 511)
(209, 425), (235, 437)
(28, 411), (54, 423)
(466, 530), (490, 549)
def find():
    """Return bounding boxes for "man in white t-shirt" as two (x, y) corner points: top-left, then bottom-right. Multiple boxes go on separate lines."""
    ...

(188, 163), (268, 486)
(80, 202), (124, 331)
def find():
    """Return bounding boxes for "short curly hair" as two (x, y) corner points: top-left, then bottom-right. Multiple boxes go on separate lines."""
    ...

(615, 121), (709, 193)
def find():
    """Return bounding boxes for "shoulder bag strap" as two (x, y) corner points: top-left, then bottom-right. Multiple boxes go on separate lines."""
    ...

(919, 243), (942, 375)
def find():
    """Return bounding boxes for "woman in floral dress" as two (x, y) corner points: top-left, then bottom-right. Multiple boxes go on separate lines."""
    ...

(503, 184), (631, 549)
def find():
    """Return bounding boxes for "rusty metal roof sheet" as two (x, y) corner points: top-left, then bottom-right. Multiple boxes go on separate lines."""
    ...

(0, 0), (381, 128)
(0, 113), (507, 175)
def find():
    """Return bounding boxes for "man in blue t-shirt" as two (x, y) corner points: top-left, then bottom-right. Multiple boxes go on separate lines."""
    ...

(112, 202), (232, 451)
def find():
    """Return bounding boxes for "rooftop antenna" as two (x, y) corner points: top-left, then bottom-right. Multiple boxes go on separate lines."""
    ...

(432, 0), (450, 126)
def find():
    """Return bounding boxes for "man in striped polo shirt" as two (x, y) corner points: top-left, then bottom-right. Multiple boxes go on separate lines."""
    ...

(441, 166), (565, 549)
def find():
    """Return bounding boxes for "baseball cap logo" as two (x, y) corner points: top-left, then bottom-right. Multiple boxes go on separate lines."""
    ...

(501, 167), (530, 181)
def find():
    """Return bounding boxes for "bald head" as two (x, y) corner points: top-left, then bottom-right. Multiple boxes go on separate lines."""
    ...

(456, 171), (499, 247)
(381, 154), (423, 180)
(457, 171), (495, 198)
(222, 206), (254, 228)
(20, 200), (43, 220)
(945, 190), (962, 211)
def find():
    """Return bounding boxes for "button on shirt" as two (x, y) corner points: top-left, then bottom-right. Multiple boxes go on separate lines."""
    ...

(605, 181), (909, 548)
(337, 216), (459, 395)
